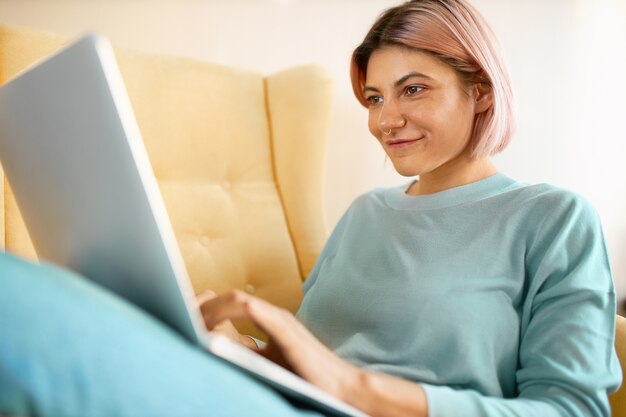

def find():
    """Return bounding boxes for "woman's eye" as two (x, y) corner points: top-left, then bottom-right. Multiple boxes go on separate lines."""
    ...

(366, 95), (383, 106)
(405, 85), (423, 96)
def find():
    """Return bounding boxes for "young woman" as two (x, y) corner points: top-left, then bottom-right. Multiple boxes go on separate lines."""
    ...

(199, 1), (621, 416)
(0, 1), (620, 417)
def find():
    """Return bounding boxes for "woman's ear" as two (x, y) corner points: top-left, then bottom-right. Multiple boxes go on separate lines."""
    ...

(473, 82), (493, 114)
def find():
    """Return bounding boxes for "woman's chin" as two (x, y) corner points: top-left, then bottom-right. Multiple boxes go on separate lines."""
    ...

(390, 160), (424, 178)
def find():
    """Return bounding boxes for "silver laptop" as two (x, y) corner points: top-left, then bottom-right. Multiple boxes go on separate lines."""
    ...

(0, 34), (366, 417)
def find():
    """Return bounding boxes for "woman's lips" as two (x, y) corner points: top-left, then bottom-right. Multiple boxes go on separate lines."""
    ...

(385, 137), (424, 150)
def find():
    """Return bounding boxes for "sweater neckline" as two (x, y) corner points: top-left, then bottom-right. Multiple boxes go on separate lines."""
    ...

(384, 173), (521, 210)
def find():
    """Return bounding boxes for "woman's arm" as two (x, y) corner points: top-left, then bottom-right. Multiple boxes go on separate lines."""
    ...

(200, 290), (429, 417)
(387, 193), (621, 417)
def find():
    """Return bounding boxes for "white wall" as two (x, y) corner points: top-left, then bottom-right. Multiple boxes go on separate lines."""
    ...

(1, 0), (624, 311)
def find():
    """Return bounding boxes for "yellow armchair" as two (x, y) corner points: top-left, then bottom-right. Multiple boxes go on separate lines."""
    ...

(0, 24), (332, 339)
(611, 315), (626, 416)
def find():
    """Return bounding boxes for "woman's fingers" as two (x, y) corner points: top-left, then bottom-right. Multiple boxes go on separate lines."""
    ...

(199, 290), (258, 330)
(195, 289), (216, 307)
(236, 297), (326, 365)
(197, 290), (317, 359)
(199, 290), (300, 348)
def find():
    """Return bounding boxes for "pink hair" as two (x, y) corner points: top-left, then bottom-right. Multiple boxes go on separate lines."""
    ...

(350, 0), (515, 157)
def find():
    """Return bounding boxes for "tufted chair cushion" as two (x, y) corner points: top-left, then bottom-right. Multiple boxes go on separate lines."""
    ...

(0, 25), (332, 339)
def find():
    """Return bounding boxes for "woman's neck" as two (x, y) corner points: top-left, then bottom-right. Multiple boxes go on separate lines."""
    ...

(406, 157), (497, 196)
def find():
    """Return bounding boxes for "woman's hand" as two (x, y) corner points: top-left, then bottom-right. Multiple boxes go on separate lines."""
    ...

(198, 290), (363, 401)
(196, 290), (258, 350)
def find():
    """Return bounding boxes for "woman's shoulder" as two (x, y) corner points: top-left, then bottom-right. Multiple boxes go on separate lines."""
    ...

(508, 181), (604, 244)
(514, 181), (599, 219)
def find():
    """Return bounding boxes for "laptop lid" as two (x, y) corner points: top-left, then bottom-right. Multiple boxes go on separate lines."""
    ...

(0, 34), (204, 344)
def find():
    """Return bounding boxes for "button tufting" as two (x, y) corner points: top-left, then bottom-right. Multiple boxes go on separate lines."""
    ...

(244, 284), (256, 294)
(200, 236), (210, 247)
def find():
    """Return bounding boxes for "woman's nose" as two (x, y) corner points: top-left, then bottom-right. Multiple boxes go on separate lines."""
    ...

(377, 99), (406, 133)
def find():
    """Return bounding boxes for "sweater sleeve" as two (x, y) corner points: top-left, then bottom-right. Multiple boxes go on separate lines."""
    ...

(421, 192), (621, 417)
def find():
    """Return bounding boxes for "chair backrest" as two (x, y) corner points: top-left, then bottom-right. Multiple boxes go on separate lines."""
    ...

(0, 25), (333, 338)
(611, 314), (626, 416)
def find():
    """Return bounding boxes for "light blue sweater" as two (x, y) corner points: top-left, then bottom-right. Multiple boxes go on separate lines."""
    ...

(296, 173), (621, 417)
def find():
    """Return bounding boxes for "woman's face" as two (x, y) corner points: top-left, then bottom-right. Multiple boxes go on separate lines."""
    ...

(364, 45), (489, 179)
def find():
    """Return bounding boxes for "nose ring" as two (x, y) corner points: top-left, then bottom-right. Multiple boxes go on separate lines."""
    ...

(383, 129), (392, 136)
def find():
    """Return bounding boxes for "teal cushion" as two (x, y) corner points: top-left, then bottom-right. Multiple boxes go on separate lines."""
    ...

(0, 252), (321, 417)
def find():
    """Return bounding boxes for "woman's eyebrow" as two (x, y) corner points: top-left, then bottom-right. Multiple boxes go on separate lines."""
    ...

(363, 71), (433, 94)
(394, 72), (432, 87)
